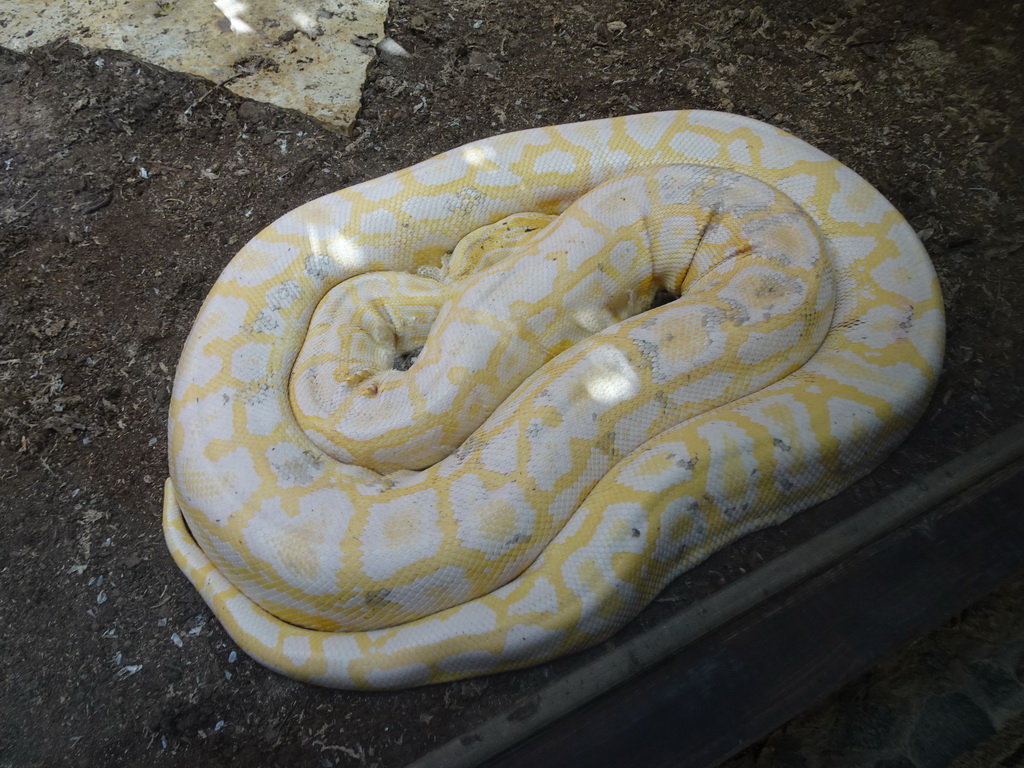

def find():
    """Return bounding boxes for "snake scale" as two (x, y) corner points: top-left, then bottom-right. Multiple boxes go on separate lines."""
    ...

(163, 110), (944, 690)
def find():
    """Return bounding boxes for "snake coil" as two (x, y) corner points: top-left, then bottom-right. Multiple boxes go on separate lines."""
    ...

(164, 111), (944, 689)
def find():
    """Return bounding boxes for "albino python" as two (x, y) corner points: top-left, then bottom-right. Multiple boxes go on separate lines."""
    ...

(163, 110), (944, 689)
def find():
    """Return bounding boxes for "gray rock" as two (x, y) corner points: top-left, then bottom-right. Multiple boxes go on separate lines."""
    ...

(908, 692), (994, 768)
(829, 703), (899, 750)
(873, 757), (917, 768)
(967, 660), (1022, 708)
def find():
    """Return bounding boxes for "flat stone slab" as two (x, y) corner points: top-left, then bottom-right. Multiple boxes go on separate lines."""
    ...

(0, 0), (389, 132)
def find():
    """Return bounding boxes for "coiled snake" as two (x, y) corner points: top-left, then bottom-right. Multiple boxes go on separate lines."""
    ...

(163, 111), (944, 689)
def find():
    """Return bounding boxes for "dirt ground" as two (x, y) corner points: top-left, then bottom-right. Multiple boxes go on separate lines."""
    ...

(1, 0), (1023, 766)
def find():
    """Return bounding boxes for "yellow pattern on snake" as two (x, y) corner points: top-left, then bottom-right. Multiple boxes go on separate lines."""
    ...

(163, 111), (944, 689)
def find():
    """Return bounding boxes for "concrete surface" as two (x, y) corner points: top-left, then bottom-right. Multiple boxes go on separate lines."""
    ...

(0, 0), (389, 131)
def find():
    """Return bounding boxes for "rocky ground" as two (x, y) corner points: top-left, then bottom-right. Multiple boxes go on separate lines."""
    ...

(1, 0), (1023, 766)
